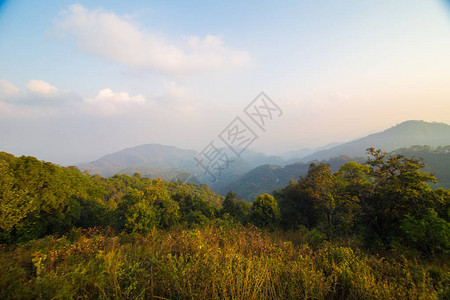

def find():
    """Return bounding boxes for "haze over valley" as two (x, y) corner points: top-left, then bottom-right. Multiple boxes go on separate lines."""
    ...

(76, 120), (450, 200)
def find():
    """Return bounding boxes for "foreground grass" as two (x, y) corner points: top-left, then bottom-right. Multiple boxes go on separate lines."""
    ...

(1, 225), (449, 299)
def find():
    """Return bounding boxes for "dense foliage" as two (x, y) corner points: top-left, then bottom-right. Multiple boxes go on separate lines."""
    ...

(0, 152), (222, 243)
(274, 148), (450, 255)
(217, 156), (365, 201)
(0, 149), (449, 299)
(216, 144), (450, 201)
(394, 145), (450, 189)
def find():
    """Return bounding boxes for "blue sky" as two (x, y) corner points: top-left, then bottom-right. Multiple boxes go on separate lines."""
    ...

(1, 0), (450, 164)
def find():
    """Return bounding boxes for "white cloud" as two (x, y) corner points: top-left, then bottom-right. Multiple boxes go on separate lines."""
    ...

(0, 77), (195, 118)
(83, 88), (146, 115)
(0, 79), (148, 118)
(26, 80), (58, 96)
(0, 79), (75, 118)
(55, 4), (250, 74)
(154, 81), (198, 113)
(89, 88), (145, 104)
(0, 80), (20, 99)
(161, 81), (195, 102)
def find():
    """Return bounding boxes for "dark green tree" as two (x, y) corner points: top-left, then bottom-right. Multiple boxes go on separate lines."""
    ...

(276, 163), (337, 230)
(221, 191), (250, 222)
(250, 193), (280, 228)
(333, 162), (372, 234)
(363, 148), (438, 242)
(400, 209), (449, 255)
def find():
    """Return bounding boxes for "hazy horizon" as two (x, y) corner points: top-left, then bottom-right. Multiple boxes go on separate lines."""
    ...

(1, 1), (450, 165)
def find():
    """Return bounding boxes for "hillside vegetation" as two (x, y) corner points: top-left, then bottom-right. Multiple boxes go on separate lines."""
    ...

(217, 156), (366, 201)
(75, 121), (450, 202)
(0, 151), (222, 243)
(394, 145), (450, 189)
(222, 144), (450, 201)
(0, 149), (449, 299)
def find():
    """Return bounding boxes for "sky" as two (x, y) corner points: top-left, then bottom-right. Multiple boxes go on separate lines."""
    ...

(1, 0), (450, 165)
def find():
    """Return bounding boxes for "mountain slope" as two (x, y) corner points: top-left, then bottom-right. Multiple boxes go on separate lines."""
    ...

(77, 121), (450, 197)
(77, 144), (275, 181)
(217, 155), (365, 201)
(225, 143), (450, 202)
(300, 120), (450, 162)
(394, 145), (450, 189)
(78, 144), (198, 177)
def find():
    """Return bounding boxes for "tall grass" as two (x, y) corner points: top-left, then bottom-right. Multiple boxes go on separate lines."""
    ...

(1, 225), (448, 299)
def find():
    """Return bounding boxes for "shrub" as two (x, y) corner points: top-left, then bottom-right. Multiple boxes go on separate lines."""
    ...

(400, 210), (450, 255)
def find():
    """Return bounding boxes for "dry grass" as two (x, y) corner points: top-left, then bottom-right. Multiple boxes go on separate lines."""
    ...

(0, 225), (448, 299)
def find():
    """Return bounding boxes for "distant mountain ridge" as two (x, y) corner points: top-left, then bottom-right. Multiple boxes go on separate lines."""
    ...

(76, 120), (450, 199)
(282, 142), (343, 165)
(77, 143), (283, 180)
(299, 120), (450, 162)
(219, 143), (450, 201)
(78, 144), (198, 177)
(215, 156), (365, 201)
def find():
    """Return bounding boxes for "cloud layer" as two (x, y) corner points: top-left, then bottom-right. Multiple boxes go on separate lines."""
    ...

(26, 80), (59, 96)
(0, 79), (151, 117)
(0, 80), (20, 99)
(83, 88), (146, 116)
(55, 4), (250, 74)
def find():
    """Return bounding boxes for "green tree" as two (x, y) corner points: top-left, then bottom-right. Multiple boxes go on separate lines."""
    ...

(173, 191), (217, 225)
(301, 163), (337, 228)
(250, 194), (280, 228)
(276, 163), (337, 230)
(0, 155), (95, 241)
(333, 162), (372, 234)
(118, 179), (180, 232)
(221, 191), (250, 222)
(119, 189), (159, 233)
(145, 179), (180, 228)
(430, 188), (450, 222)
(363, 148), (438, 242)
(400, 209), (450, 255)
(275, 179), (309, 229)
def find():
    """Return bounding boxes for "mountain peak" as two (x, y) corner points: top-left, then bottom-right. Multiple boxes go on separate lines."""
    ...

(387, 120), (449, 132)
(299, 120), (450, 162)
(78, 143), (198, 177)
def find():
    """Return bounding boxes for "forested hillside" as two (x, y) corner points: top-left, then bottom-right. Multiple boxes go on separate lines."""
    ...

(77, 144), (283, 180)
(217, 156), (365, 201)
(223, 144), (450, 201)
(0, 152), (222, 243)
(77, 144), (199, 178)
(394, 145), (450, 189)
(1, 149), (449, 299)
(74, 121), (450, 202)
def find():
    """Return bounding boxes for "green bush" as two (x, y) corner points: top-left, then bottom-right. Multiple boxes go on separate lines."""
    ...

(400, 210), (450, 255)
